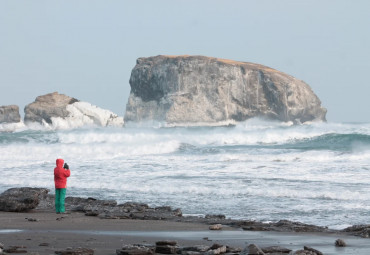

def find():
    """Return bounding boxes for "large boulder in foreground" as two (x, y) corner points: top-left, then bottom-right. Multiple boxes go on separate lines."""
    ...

(0, 105), (21, 123)
(24, 92), (124, 128)
(125, 55), (326, 126)
(0, 187), (49, 212)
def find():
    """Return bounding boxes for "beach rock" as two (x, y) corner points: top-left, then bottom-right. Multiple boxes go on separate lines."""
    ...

(261, 246), (291, 254)
(0, 187), (49, 212)
(125, 55), (326, 126)
(246, 244), (265, 255)
(209, 224), (223, 230)
(3, 246), (27, 253)
(205, 214), (226, 220)
(55, 247), (94, 255)
(240, 220), (330, 233)
(155, 240), (178, 254)
(342, 224), (370, 238)
(302, 246), (322, 255)
(181, 245), (210, 253)
(26, 217), (39, 222)
(64, 196), (117, 212)
(24, 92), (124, 128)
(0, 105), (21, 123)
(335, 239), (346, 247)
(206, 244), (227, 255)
(116, 245), (154, 255)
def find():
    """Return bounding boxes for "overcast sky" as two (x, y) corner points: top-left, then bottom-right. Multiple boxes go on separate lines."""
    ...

(0, 0), (369, 122)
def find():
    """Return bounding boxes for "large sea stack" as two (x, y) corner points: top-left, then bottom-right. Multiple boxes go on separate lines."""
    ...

(125, 55), (326, 125)
(24, 92), (124, 128)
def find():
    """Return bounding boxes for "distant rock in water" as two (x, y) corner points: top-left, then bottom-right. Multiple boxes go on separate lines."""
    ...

(24, 92), (124, 129)
(125, 55), (327, 126)
(0, 105), (21, 123)
(0, 105), (25, 132)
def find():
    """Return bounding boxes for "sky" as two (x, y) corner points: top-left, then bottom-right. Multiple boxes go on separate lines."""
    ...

(0, 0), (369, 122)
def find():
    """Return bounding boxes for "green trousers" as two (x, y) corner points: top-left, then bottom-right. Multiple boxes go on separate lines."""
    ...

(55, 188), (67, 213)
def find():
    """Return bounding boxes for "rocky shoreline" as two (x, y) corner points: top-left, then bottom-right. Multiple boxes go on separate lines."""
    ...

(0, 187), (369, 254)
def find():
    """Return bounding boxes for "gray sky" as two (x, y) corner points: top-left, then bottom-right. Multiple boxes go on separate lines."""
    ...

(0, 0), (369, 122)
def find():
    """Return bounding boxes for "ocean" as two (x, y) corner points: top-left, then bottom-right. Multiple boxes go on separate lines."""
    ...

(1, 118), (370, 230)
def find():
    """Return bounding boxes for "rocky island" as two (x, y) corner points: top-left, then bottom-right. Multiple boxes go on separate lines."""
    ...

(125, 55), (326, 126)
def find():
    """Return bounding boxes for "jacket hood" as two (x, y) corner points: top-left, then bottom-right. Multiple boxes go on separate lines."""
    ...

(56, 158), (64, 168)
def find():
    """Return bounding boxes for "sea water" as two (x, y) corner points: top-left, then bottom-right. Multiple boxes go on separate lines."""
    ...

(1, 118), (370, 230)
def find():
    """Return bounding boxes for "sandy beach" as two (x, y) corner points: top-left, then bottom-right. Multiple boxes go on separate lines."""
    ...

(1, 210), (370, 255)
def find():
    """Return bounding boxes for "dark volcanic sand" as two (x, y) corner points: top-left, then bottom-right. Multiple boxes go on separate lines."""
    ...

(1, 211), (370, 255)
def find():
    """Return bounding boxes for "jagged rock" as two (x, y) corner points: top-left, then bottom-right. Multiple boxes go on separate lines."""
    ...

(125, 55), (326, 126)
(246, 244), (265, 255)
(342, 224), (370, 238)
(55, 247), (94, 255)
(181, 245), (210, 253)
(0, 187), (49, 212)
(261, 246), (291, 254)
(240, 220), (330, 233)
(155, 240), (178, 254)
(302, 246), (322, 255)
(24, 92), (124, 128)
(0, 105), (21, 123)
(206, 244), (227, 255)
(116, 245), (154, 255)
(335, 239), (346, 247)
(155, 241), (178, 246)
(3, 246), (27, 253)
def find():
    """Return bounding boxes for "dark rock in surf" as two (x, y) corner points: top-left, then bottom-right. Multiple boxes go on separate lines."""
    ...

(335, 239), (346, 247)
(125, 55), (326, 126)
(342, 224), (370, 238)
(0, 187), (49, 212)
(0, 105), (21, 124)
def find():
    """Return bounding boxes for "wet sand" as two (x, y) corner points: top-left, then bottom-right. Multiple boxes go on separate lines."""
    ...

(1, 211), (370, 255)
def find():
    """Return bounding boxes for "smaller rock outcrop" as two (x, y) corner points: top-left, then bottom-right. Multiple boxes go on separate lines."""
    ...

(0, 187), (49, 212)
(0, 105), (25, 132)
(0, 105), (21, 123)
(24, 92), (124, 128)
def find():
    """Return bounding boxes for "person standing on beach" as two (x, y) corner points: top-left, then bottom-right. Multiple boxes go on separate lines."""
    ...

(54, 158), (70, 214)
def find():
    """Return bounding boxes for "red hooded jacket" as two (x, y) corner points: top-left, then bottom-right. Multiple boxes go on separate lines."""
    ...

(54, 159), (71, 189)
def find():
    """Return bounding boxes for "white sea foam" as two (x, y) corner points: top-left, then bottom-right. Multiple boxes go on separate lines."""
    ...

(0, 122), (26, 132)
(1, 120), (370, 228)
(50, 102), (124, 129)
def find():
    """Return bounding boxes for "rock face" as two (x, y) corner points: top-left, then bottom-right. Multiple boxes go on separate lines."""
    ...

(0, 105), (21, 123)
(24, 92), (124, 128)
(24, 92), (78, 124)
(0, 187), (49, 212)
(125, 55), (326, 125)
